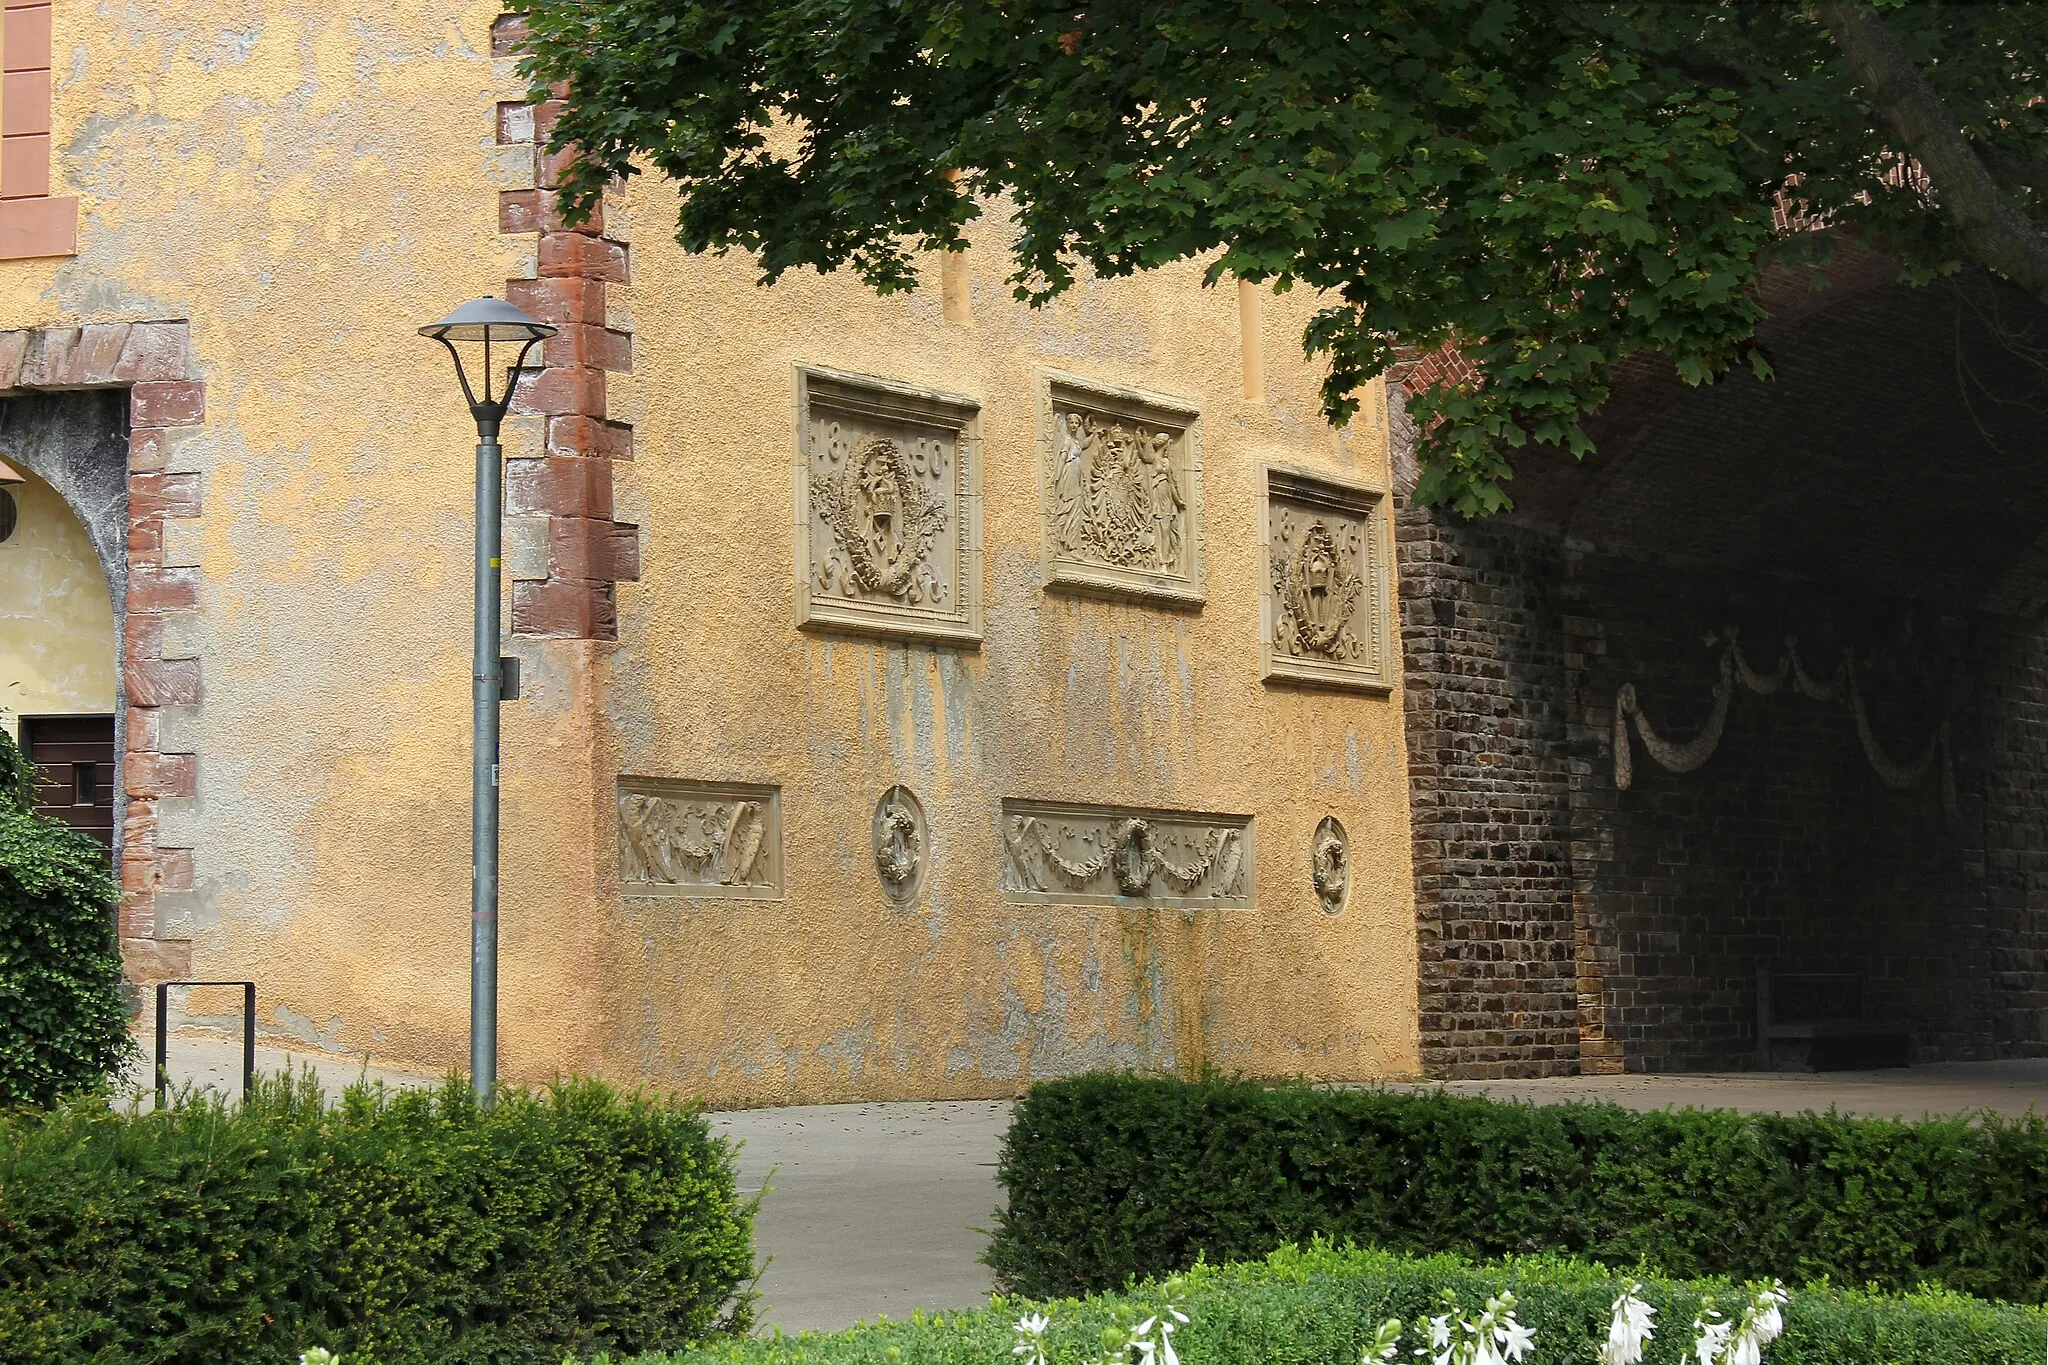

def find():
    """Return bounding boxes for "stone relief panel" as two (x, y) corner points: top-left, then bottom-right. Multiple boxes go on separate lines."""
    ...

(873, 784), (926, 905)
(1038, 371), (1205, 606)
(1312, 815), (1349, 914)
(617, 777), (782, 899)
(1262, 466), (1394, 691)
(795, 366), (982, 645)
(998, 800), (1252, 908)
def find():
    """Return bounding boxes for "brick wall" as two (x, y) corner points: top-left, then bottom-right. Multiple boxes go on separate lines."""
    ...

(1980, 615), (2048, 1056)
(1397, 501), (1581, 1078)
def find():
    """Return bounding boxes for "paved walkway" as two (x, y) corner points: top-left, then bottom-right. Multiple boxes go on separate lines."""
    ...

(1399, 1058), (2048, 1121)
(138, 1034), (2048, 1332)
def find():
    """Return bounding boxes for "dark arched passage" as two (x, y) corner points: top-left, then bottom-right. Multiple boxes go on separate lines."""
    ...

(1399, 242), (2048, 1075)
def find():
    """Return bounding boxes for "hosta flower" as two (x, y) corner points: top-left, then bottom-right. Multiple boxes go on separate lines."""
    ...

(1365, 1318), (1404, 1364)
(1013, 1311), (1052, 1365)
(1600, 1282), (1657, 1365)
(1748, 1283), (1787, 1345)
(1692, 1312), (1733, 1365)
(1495, 1313), (1535, 1364)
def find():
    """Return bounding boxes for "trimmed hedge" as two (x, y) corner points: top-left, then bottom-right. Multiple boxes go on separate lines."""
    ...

(0, 1074), (756, 1364)
(632, 1243), (2048, 1365)
(986, 1074), (2048, 1302)
(0, 725), (133, 1108)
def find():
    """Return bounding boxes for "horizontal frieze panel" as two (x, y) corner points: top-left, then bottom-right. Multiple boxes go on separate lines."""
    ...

(998, 799), (1252, 908)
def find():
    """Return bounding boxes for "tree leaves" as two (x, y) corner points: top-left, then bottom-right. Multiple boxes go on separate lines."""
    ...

(520, 1), (2047, 514)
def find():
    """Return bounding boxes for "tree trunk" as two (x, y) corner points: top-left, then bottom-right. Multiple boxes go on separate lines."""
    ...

(1815, 0), (2048, 303)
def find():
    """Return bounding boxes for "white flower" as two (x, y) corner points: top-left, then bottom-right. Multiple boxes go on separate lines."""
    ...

(1429, 1315), (1452, 1351)
(1693, 1313), (1733, 1365)
(1012, 1311), (1052, 1365)
(1495, 1314), (1535, 1364)
(1600, 1283), (1657, 1365)
(1748, 1283), (1788, 1345)
(1365, 1318), (1404, 1364)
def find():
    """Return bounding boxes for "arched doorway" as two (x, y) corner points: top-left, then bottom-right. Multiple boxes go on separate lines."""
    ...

(0, 390), (129, 854)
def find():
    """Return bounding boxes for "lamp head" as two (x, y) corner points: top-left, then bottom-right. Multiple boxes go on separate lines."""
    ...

(419, 295), (557, 345)
(419, 295), (557, 421)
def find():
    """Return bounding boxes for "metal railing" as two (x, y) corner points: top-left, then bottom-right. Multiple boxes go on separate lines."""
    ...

(153, 980), (256, 1107)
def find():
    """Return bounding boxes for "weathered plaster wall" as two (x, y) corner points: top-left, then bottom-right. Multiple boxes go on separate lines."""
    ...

(603, 196), (1421, 1101)
(0, 1), (614, 1065)
(0, 0), (1420, 1095)
(0, 462), (116, 726)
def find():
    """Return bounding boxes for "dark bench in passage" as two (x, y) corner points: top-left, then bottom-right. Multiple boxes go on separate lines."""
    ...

(1756, 968), (1910, 1072)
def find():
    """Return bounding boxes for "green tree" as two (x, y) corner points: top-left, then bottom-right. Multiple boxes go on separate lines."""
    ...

(0, 726), (133, 1108)
(520, 0), (2047, 514)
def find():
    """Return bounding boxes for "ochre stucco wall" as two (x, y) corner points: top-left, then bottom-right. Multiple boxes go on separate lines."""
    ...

(0, 1), (609, 1065)
(0, 0), (1419, 1097)
(0, 467), (116, 729)
(598, 192), (1420, 1100)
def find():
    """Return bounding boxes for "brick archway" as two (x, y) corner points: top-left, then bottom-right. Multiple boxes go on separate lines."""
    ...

(0, 322), (205, 982)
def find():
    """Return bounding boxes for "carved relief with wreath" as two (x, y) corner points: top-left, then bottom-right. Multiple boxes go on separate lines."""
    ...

(796, 367), (982, 645)
(1262, 467), (1393, 691)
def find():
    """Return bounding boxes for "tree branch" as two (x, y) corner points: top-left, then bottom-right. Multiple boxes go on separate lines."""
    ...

(1815, 0), (2048, 302)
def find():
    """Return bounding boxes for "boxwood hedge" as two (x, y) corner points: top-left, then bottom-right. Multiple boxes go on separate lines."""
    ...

(986, 1074), (2048, 1302)
(0, 1074), (757, 1364)
(0, 725), (133, 1109)
(632, 1243), (2048, 1365)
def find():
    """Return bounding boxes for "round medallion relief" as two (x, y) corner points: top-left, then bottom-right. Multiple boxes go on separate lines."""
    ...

(1311, 815), (1349, 914)
(872, 784), (927, 904)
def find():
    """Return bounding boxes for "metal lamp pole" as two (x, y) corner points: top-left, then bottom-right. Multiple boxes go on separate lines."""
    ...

(419, 296), (556, 1104)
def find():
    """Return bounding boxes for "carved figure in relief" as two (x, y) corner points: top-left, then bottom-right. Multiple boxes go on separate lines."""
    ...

(721, 801), (767, 885)
(1049, 409), (1183, 571)
(617, 793), (774, 888)
(812, 429), (947, 603)
(1002, 815), (1051, 891)
(1311, 816), (1348, 913)
(1272, 513), (1367, 661)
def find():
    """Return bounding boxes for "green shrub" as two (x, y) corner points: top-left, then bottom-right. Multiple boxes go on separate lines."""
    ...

(628, 1243), (2048, 1365)
(0, 1073), (757, 1364)
(0, 725), (133, 1109)
(985, 1074), (2048, 1303)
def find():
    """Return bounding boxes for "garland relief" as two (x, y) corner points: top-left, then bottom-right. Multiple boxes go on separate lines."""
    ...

(999, 799), (1252, 908)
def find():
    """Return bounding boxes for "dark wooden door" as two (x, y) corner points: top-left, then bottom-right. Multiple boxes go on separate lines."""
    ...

(19, 714), (117, 850)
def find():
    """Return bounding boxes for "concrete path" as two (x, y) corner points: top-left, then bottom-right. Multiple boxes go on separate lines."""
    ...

(716, 1101), (1010, 1332)
(136, 1033), (2048, 1333)
(1399, 1058), (2048, 1120)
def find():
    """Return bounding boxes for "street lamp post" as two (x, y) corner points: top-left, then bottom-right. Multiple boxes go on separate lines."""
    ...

(419, 296), (556, 1104)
